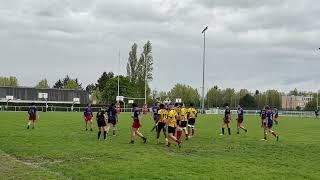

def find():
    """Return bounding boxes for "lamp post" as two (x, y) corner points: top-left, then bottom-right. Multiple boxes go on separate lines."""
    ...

(201, 26), (208, 114)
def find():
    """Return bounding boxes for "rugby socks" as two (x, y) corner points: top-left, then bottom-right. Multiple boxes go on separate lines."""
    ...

(98, 131), (101, 140)
(222, 128), (225, 135)
(104, 131), (107, 140)
(185, 133), (189, 140)
(177, 131), (182, 140)
(112, 129), (116, 136)
(271, 131), (277, 137)
(228, 128), (231, 135)
(27, 125), (30, 129)
(142, 137), (147, 143)
(192, 129), (195, 136)
(240, 126), (247, 132)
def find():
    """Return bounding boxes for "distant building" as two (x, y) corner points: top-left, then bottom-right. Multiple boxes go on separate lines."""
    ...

(0, 86), (89, 104)
(282, 95), (313, 110)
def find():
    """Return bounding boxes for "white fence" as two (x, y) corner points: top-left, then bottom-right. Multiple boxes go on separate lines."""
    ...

(205, 108), (317, 118)
(0, 106), (135, 113)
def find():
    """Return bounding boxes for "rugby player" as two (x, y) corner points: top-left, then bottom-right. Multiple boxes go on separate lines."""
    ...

(130, 103), (147, 144)
(27, 102), (38, 129)
(83, 103), (93, 131)
(236, 105), (247, 134)
(96, 107), (107, 141)
(221, 103), (231, 135)
(107, 103), (118, 136)
(187, 103), (197, 138)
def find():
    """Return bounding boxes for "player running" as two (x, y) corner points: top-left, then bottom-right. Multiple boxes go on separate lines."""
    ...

(151, 102), (160, 132)
(84, 103), (93, 131)
(236, 105), (247, 134)
(96, 107), (107, 141)
(175, 103), (182, 140)
(107, 103), (118, 136)
(221, 103), (231, 135)
(27, 102), (38, 129)
(166, 104), (182, 148)
(262, 106), (279, 141)
(156, 104), (168, 145)
(260, 107), (267, 128)
(273, 107), (279, 125)
(187, 103), (197, 138)
(130, 103), (147, 144)
(177, 103), (189, 140)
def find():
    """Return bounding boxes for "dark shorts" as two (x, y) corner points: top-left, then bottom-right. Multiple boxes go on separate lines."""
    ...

(108, 119), (117, 125)
(188, 118), (195, 125)
(157, 122), (166, 132)
(237, 118), (243, 124)
(29, 115), (37, 121)
(180, 121), (188, 128)
(153, 115), (159, 122)
(223, 117), (230, 124)
(97, 120), (106, 127)
(267, 123), (273, 129)
(176, 120), (180, 126)
(168, 126), (175, 134)
(132, 121), (140, 129)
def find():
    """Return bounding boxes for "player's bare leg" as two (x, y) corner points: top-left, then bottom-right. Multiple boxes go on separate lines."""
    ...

(112, 124), (116, 136)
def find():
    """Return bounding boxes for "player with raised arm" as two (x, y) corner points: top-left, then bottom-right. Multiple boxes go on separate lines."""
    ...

(262, 106), (279, 141)
(166, 104), (182, 148)
(96, 106), (107, 141)
(130, 103), (147, 144)
(84, 103), (93, 131)
(221, 103), (231, 135)
(236, 105), (247, 134)
(156, 104), (168, 145)
(187, 103), (197, 138)
(27, 102), (38, 129)
(151, 102), (160, 132)
(107, 103), (118, 136)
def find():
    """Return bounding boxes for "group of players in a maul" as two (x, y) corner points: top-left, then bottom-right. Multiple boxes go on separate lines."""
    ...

(26, 101), (279, 149)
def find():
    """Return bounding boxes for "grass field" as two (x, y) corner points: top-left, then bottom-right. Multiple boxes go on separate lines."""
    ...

(0, 112), (320, 180)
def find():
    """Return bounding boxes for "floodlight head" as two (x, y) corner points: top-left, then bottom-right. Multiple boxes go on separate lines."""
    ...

(202, 26), (208, 33)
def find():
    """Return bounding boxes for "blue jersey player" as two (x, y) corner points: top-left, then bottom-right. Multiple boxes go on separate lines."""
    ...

(107, 103), (118, 136)
(262, 106), (279, 141)
(236, 105), (247, 134)
(151, 102), (160, 132)
(27, 102), (38, 129)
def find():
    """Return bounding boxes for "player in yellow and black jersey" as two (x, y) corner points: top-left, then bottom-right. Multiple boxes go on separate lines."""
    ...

(156, 104), (168, 145)
(187, 103), (198, 138)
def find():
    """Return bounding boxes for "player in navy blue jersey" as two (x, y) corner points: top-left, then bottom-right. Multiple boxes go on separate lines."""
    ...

(96, 107), (107, 141)
(107, 103), (118, 136)
(83, 103), (93, 131)
(130, 103), (147, 144)
(27, 102), (38, 129)
(221, 103), (231, 135)
(262, 106), (279, 141)
(236, 105), (247, 134)
(151, 102), (160, 132)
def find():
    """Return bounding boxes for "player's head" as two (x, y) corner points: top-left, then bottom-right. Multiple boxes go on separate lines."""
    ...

(174, 103), (179, 107)
(224, 103), (229, 109)
(160, 104), (165, 109)
(265, 105), (270, 110)
(190, 103), (194, 107)
(87, 103), (91, 107)
(132, 103), (138, 108)
(180, 103), (184, 108)
(110, 103), (115, 107)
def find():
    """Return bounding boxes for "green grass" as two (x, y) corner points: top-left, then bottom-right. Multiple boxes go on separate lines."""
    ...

(0, 112), (320, 180)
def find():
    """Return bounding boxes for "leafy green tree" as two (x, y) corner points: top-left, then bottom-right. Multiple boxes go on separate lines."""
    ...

(35, 79), (49, 88)
(85, 84), (96, 94)
(64, 79), (82, 90)
(53, 79), (63, 89)
(206, 86), (223, 108)
(127, 43), (139, 83)
(137, 41), (154, 82)
(101, 76), (138, 104)
(0, 76), (18, 86)
(239, 94), (257, 109)
(96, 72), (114, 92)
(168, 84), (200, 107)
(223, 88), (236, 107)
(91, 87), (102, 104)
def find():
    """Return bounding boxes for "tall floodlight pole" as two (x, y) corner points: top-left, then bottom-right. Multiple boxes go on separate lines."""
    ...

(117, 50), (120, 102)
(201, 26), (208, 114)
(317, 48), (320, 110)
(144, 53), (148, 105)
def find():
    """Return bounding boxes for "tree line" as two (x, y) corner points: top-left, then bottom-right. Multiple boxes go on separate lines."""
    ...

(1, 40), (319, 110)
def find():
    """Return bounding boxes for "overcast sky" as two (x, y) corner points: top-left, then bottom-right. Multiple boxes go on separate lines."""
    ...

(0, 0), (319, 93)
